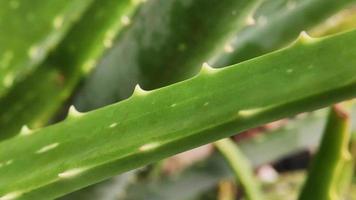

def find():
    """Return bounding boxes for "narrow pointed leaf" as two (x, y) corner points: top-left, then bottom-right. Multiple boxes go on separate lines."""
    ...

(215, 138), (263, 200)
(211, 0), (356, 67)
(75, 0), (261, 110)
(0, 0), (93, 96)
(0, 0), (140, 140)
(0, 30), (356, 199)
(298, 106), (354, 200)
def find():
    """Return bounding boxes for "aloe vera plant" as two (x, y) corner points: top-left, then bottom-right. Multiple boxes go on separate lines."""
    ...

(76, 0), (261, 109)
(1, 1), (356, 199)
(0, 0), (140, 139)
(0, 29), (356, 199)
(77, 0), (356, 110)
(0, 0), (93, 96)
(0, 0), (258, 140)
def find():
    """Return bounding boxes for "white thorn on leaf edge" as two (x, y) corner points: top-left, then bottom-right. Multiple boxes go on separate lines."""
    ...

(68, 105), (84, 118)
(19, 125), (33, 136)
(200, 62), (218, 74)
(297, 31), (315, 44)
(132, 84), (150, 96)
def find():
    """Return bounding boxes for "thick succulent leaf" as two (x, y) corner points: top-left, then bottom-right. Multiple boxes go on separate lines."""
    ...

(95, 107), (356, 200)
(215, 139), (263, 200)
(0, 0), (140, 140)
(298, 106), (354, 200)
(75, 0), (261, 110)
(0, 30), (356, 199)
(210, 0), (356, 67)
(0, 0), (93, 96)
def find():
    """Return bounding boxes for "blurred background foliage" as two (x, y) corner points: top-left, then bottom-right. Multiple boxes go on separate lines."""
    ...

(1, 0), (356, 199)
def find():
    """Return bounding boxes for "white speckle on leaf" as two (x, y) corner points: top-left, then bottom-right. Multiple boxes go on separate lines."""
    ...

(121, 16), (131, 26)
(53, 15), (64, 29)
(237, 108), (265, 118)
(36, 143), (59, 154)
(28, 45), (41, 59)
(0, 160), (14, 167)
(224, 43), (234, 53)
(3, 73), (14, 88)
(139, 142), (160, 152)
(58, 168), (86, 179)
(103, 38), (113, 48)
(0, 191), (22, 200)
(82, 59), (96, 73)
(103, 30), (115, 48)
(170, 103), (177, 107)
(109, 123), (118, 128)
(286, 69), (294, 74)
(204, 102), (209, 106)
(132, 0), (147, 5)
(245, 15), (256, 26)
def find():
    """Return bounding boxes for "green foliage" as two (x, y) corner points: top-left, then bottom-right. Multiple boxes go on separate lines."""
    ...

(212, 0), (356, 67)
(299, 106), (354, 199)
(0, 29), (356, 199)
(0, 0), (93, 96)
(1, 1), (356, 199)
(76, 0), (261, 109)
(215, 139), (263, 200)
(76, 0), (355, 111)
(0, 0), (139, 140)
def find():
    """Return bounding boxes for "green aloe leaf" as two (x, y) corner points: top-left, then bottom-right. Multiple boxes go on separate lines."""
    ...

(0, 0), (140, 140)
(215, 139), (263, 200)
(90, 106), (356, 200)
(211, 0), (356, 67)
(76, 0), (355, 111)
(75, 0), (261, 110)
(0, 0), (93, 96)
(0, 30), (356, 199)
(298, 106), (354, 200)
